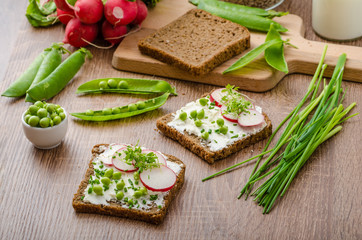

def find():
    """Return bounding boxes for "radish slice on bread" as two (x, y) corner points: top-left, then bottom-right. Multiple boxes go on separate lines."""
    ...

(101, 144), (127, 166)
(210, 88), (226, 107)
(141, 149), (167, 166)
(238, 109), (265, 127)
(140, 166), (176, 192)
(112, 147), (138, 172)
(220, 105), (239, 123)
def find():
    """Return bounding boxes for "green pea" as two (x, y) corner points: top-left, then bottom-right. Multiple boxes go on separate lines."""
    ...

(46, 104), (55, 113)
(128, 199), (134, 205)
(39, 117), (50, 128)
(29, 105), (39, 115)
(199, 98), (208, 106)
(107, 79), (117, 88)
(220, 126), (228, 135)
(112, 107), (121, 114)
(197, 109), (205, 119)
(190, 110), (197, 119)
(99, 80), (108, 89)
(140, 187), (148, 195)
(113, 172), (122, 180)
(119, 107), (128, 113)
(37, 108), (48, 118)
(102, 108), (112, 115)
(202, 132), (209, 140)
(128, 104), (137, 112)
(53, 116), (62, 125)
(59, 112), (66, 120)
(133, 171), (140, 180)
(24, 114), (31, 124)
(101, 177), (111, 186)
(55, 104), (60, 109)
(104, 169), (114, 178)
(93, 185), (103, 195)
(118, 80), (128, 89)
(116, 180), (125, 190)
(49, 119), (54, 127)
(116, 191), (124, 200)
(34, 101), (44, 108)
(50, 112), (58, 119)
(56, 108), (64, 114)
(217, 118), (224, 127)
(85, 110), (94, 116)
(195, 120), (202, 127)
(133, 191), (143, 199)
(179, 112), (187, 121)
(136, 101), (146, 110)
(28, 116), (40, 127)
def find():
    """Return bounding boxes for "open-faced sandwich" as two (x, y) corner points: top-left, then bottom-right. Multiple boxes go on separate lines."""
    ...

(157, 85), (272, 164)
(73, 143), (186, 224)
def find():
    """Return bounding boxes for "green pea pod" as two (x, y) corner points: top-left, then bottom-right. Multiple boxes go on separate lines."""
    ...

(223, 38), (282, 74)
(196, 0), (288, 32)
(264, 23), (288, 73)
(25, 45), (64, 102)
(27, 48), (92, 101)
(71, 92), (170, 121)
(1, 51), (48, 97)
(190, 0), (288, 18)
(76, 78), (177, 95)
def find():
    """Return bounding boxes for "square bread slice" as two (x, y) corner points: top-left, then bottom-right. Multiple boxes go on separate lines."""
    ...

(156, 91), (272, 164)
(138, 9), (250, 75)
(72, 144), (186, 225)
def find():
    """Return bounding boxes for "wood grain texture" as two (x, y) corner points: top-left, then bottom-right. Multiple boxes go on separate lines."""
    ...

(113, 0), (362, 92)
(0, 0), (361, 239)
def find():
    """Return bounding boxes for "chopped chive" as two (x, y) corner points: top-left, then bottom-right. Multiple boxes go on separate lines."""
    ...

(231, 134), (239, 138)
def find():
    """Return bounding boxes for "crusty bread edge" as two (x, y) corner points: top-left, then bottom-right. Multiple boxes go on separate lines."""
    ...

(156, 93), (272, 164)
(72, 144), (186, 225)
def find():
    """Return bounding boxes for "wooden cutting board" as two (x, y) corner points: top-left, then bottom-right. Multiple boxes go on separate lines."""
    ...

(112, 0), (362, 92)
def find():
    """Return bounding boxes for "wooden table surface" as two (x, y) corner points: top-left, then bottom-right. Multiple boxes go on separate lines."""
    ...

(1, 0), (361, 239)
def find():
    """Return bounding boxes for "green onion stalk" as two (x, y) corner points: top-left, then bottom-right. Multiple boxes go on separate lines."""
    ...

(202, 45), (358, 214)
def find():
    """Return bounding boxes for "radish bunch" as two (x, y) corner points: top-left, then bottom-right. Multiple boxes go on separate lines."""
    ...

(55, 0), (148, 48)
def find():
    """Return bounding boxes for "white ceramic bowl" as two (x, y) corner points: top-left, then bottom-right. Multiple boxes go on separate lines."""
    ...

(22, 109), (68, 149)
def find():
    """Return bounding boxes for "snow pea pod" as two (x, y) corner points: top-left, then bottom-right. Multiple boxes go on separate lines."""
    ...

(76, 78), (177, 95)
(25, 45), (65, 102)
(264, 23), (288, 73)
(71, 92), (170, 121)
(1, 51), (48, 97)
(27, 48), (92, 101)
(195, 0), (288, 32)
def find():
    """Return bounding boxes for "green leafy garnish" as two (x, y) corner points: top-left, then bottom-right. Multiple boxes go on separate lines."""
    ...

(26, 0), (58, 28)
(150, 195), (158, 201)
(221, 84), (252, 116)
(123, 144), (161, 173)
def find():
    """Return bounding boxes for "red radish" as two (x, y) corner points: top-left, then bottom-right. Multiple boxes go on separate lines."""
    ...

(74, 0), (104, 24)
(237, 109), (265, 127)
(132, 0), (148, 26)
(210, 88), (226, 107)
(56, 8), (75, 25)
(104, 0), (138, 26)
(102, 144), (127, 166)
(141, 149), (167, 166)
(112, 147), (138, 172)
(220, 105), (238, 123)
(63, 18), (99, 47)
(102, 20), (128, 45)
(140, 166), (176, 192)
(54, 0), (74, 12)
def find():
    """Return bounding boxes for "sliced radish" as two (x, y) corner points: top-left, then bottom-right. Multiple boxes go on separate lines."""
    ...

(140, 166), (176, 192)
(141, 149), (167, 166)
(238, 109), (265, 127)
(209, 88), (226, 107)
(220, 105), (238, 123)
(99, 144), (126, 166)
(112, 147), (138, 172)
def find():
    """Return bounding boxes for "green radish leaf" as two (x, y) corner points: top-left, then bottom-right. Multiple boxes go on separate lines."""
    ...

(223, 38), (282, 74)
(26, 0), (58, 27)
(264, 23), (289, 73)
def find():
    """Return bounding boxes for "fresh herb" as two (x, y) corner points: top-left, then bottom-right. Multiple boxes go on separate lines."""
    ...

(81, 196), (84, 200)
(122, 144), (161, 173)
(88, 187), (93, 194)
(124, 188), (128, 193)
(143, 200), (147, 204)
(158, 205), (162, 209)
(201, 129), (205, 133)
(231, 134), (239, 139)
(221, 84), (252, 116)
(26, 0), (58, 28)
(150, 195), (158, 201)
(128, 179), (135, 189)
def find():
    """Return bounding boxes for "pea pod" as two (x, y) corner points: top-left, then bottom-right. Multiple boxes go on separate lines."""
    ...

(195, 0), (288, 32)
(25, 44), (66, 102)
(1, 51), (48, 97)
(190, 0), (288, 18)
(223, 38), (283, 73)
(71, 93), (170, 121)
(264, 23), (288, 73)
(76, 78), (177, 95)
(27, 48), (92, 101)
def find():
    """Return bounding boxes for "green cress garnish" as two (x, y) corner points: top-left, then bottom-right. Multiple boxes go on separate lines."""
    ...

(221, 84), (252, 116)
(123, 144), (161, 173)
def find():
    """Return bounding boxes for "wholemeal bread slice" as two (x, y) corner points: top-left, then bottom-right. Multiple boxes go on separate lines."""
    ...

(72, 144), (186, 225)
(138, 9), (250, 75)
(156, 92), (272, 164)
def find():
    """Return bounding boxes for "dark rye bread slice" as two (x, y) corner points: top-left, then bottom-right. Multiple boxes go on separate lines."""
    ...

(156, 93), (272, 164)
(138, 9), (250, 75)
(72, 144), (186, 225)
